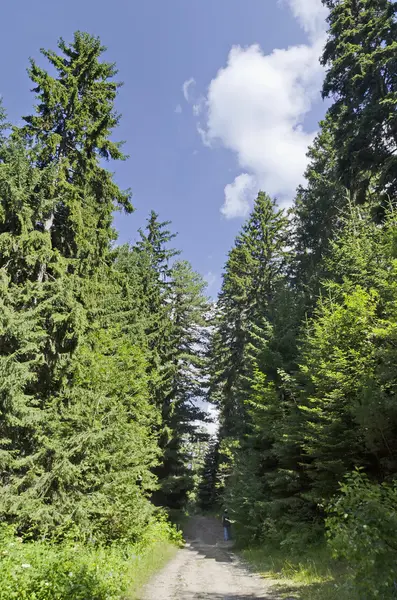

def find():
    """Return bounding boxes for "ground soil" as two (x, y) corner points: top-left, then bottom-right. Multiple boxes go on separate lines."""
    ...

(140, 515), (286, 600)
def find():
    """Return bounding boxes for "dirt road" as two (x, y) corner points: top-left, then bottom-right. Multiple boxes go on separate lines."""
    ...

(140, 516), (284, 600)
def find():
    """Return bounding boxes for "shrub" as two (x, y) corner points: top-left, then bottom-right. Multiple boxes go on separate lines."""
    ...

(0, 518), (180, 600)
(326, 470), (397, 599)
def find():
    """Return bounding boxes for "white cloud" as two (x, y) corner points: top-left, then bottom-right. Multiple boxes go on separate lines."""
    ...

(182, 78), (196, 102)
(192, 0), (327, 218)
(174, 104), (182, 114)
(282, 0), (328, 39)
(222, 173), (257, 219)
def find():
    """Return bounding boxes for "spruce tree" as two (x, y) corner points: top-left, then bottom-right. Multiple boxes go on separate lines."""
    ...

(198, 437), (220, 510)
(321, 0), (397, 204)
(0, 33), (159, 541)
(298, 203), (397, 505)
(0, 99), (7, 146)
(292, 115), (346, 301)
(135, 211), (179, 408)
(208, 193), (293, 525)
(157, 260), (210, 507)
(199, 1), (397, 553)
(118, 216), (210, 509)
(210, 192), (289, 439)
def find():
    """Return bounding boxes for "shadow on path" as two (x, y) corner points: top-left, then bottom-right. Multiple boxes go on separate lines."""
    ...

(181, 516), (302, 599)
(187, 540), (234, 563)
(183, 515), (236, 564)
(163, 595), (276, 600)
(142, 516), (302, 600)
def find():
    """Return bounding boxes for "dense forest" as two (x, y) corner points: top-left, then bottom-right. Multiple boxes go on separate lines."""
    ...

(0, 31), (209, 597)
(199, 0), (397, 597)
(0, 0), (396, 598)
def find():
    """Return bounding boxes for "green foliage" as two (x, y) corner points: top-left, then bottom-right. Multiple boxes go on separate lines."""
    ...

(298, 286), (378, 502)
(116, 217), (211, 510)
(208, 193), (304, 543)
(198, 436), (220, 510)
(0, 31), (209, 553)
(292, 115), (346, 300)
(297, 204), (397, 507)
(0, 32), (164, 543)
(2, 7), (397, 598)
(203, 6), (397, 587)
(0, 28), (212, 600)
(321, 0), (397, 205)
(0, 520), (178, 600)
(157, 259), (210, 507)
(209, 191), (290, 438)
(326, 471), (397, 599)
(208, 196), (397, 567)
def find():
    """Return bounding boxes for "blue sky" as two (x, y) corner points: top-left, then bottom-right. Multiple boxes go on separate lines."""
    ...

(0, 0), (328, 296)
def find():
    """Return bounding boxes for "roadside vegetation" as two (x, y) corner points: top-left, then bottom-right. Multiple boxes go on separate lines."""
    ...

(0, 520), (181, 600)
(199, 2), (397, 598)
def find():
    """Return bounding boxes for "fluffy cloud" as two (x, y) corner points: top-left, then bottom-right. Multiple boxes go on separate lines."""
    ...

(222, 173), (257, 218)
(283, 0), (328, 38)
(192, 0), (328, 218)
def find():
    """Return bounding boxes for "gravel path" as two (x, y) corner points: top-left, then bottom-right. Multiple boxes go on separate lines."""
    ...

(140, 516), (283, 600)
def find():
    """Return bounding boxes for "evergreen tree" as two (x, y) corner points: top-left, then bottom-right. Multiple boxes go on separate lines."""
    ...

(197, 0), (397, 567)
(198, 436), (220, 511)
(292, 115), (346, 301)
(155, 260), (210, 508)
(210, 192), (289, 440)
(179, 428), (210, 507)
(298, 203), (397, 506)
(0, 33), (158, 541)
(117, 217), (210, 509)
(0, 99), (8, 146)
(135, 211), (179, 408)
(0, 135), (69, 506)
(21, 31), (132, 268)
(321, 0), (397, 204)
(208, 193), (293, 526)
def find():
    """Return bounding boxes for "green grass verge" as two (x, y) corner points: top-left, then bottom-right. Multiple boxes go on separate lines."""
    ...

(241, 544), (358, 600)
(126, 540), (177, 599)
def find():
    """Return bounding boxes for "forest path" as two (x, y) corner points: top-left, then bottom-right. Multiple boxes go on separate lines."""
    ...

(140, 515), (286, 600)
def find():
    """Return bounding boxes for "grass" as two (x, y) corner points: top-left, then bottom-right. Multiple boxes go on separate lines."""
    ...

(0, 521), (180, 600)
(126, 539), (177, 599)
(241, 543), (358, 600)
